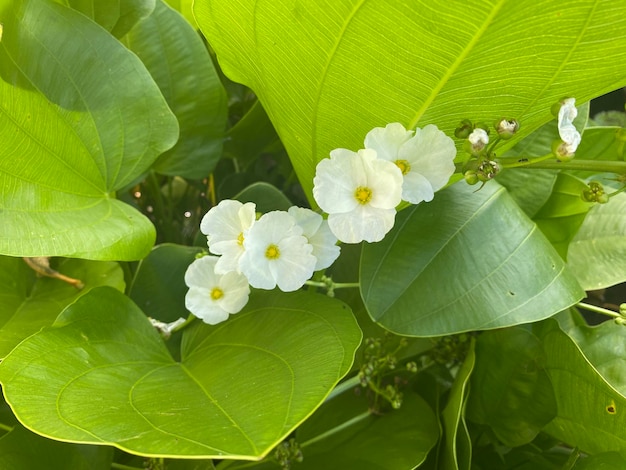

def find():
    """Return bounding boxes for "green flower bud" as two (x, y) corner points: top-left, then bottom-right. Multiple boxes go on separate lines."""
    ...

(464, 170), (479, 185)
(551, 139), (575, 162)
(454, 119), (474, 139)
(495, 118), (520, 139)
(477, 160), (500, 181)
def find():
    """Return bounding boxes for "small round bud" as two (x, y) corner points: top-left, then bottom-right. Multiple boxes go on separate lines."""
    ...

(495, 118), (520, 139)
(465, 128), (489, 156)
(455, 119), (474, 139)
(581, 181), (609, 204)
(551, 140), (575, 162)
(477, 160), (500, 181)
(464, 170), (479, 185)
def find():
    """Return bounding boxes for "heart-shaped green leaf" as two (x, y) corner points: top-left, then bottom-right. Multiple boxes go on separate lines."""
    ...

(63, 0), (155, 38)
(194, 0), (626, 199)
(0, 256), (124, 359)
(0, 0), (178, 260)
(0, 286), (361, 459)
(360, 181), (584, 336)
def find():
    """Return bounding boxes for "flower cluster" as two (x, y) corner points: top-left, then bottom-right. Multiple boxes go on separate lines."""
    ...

(185, 200), (340, 324)
(185, 122), (456, 324)
(313, 123), (456, 243)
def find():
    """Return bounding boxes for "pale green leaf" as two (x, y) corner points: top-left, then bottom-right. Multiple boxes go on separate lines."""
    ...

(0, 0), (178, 260)
(64, 0), (155, 37)
(0, 287), (361, 459)
(195, 0), (626, 200)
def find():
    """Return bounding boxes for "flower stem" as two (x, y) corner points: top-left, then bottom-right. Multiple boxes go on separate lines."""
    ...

(576, 302), (621, 319)
(500, 158), (626, 173)
(326, 376), (361, 401)
(299, 411), (371, 448)
(0, 422), (13, 432)
(110, 464), (144, 470)
(170, 315), (196, 334)
(497, 153), (555, 169)
(304, 280), (360, 289)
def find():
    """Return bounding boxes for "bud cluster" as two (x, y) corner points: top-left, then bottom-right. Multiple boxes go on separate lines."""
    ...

(455, 117), (520, 187)
(581, 181), (609, 204)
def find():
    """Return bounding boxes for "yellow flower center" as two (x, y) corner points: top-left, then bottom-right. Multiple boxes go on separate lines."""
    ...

(237, 232), (244, 246)
(354, 186), (373, 205)
(265, 244), (280, 260)
(395, 159), (411, 175)
(210, 287), (224, 300)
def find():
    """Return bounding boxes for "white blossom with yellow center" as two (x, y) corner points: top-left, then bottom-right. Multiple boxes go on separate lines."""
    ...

(184, 256), (250, 325)
(239, 211), (316, 291)
(313, 148), (403, 243)
(364, 122), (457, 204)
(288, 206), (340, 271)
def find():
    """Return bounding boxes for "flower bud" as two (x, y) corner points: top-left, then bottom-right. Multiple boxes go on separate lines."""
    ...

(495, 118), (520, 139)
(465, 128), (489, 156)
(454, 119), (474, 139)
(477, 160), (500, 181)
(464, 170), (479, 185)
(552, 140), (575, 162)
(582, 181), (609, 204)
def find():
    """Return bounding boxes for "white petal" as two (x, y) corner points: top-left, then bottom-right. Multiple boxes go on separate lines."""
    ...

(287, 206), (323, 237)
(217, 271), (250, 313)
(401, 172), (435, 204)
(308, 220), (340, 270)
(184, 256), (219, 289)
(185, 287), (230, 325)
(363, 123), (413, 162)
(200, 200), (255, 254)
(313, 150), (362, 214)
(328, 206), (396, 243)
(364, 158), (403, 209)
(213, 241), (244, 274)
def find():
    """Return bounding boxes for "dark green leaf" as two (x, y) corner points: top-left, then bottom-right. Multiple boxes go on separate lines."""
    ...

(361, 181), (584, 336)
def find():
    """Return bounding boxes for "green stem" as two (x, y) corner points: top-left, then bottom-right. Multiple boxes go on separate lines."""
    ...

(299, 411), (371, 448)
(304, 280), (360, 289)
(499, 158), (626, 173)
(576, 302), (621, 319)
(170, 315), (196, 334)
(497, 153), (555, 169)
(0, 422), (13, 432)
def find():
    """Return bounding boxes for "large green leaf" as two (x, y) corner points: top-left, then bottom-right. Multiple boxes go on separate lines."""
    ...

(0, 256), (124, 358)
(194, 0), (626, 200)
(467, 327), (556, 447)
(567, 191), (626, 290)
(0, 287), (361, 459)
(360, 181), (584, 336)
(123, 0), (228, 178)
(0, 425), (113, 470)
(537, 320), (626, 458)
(0, 0), (178, 260)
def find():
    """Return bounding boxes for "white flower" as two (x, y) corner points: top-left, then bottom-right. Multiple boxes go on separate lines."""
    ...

(468, 128), (489, 152)
(239, 211), (316, 292)
(288, 206), (340, 270)
(313, 148), (403, 244)
(200, 199), (256, 274)
(364, 123), (456, 204)
(184, 256), (250, 325)
(557, 97), (581, 155)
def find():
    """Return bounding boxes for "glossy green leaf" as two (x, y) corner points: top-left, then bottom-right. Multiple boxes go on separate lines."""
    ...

(360, 181), (584, 336)
(123, 0), (228, 178)
(567, 191), (626, 289)
(565, 320), (626, 397)
(467, 328), (556, 447)
(234, 182), (292, 213)
(129, 243), (201, 323)
(195, 0), (626, 200)
(0, 286), (361, 459)
(537, 320), (626, 457)
(64, 0), (155, 37)
(441, 340), (474, 470)
(163, 0), (196, 28)
(291, 391), (439, 470)
(533, 173), (593, 259)
(0, 0), (178, 260)
(497, 169), (559, 219)
(0, 256), (124, 359)
(0, 426), (113, 470)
